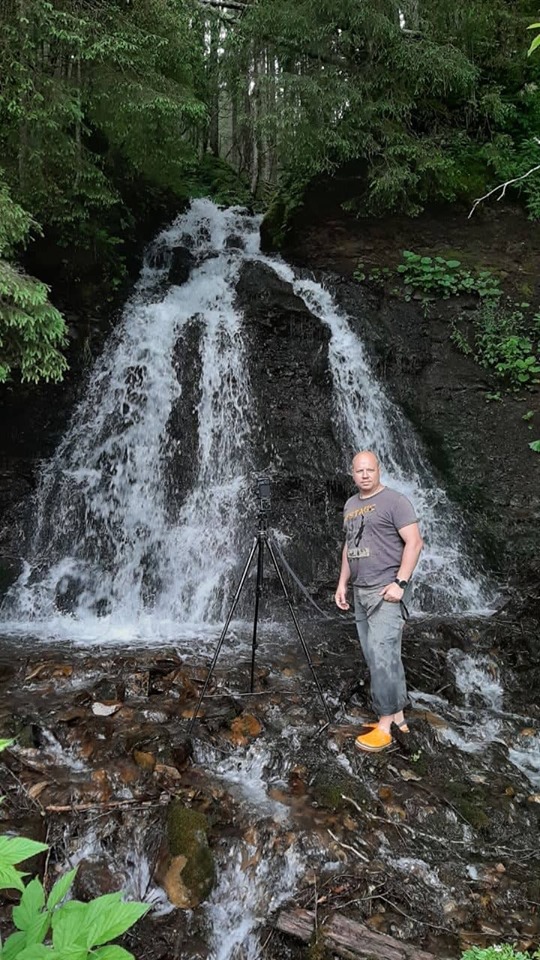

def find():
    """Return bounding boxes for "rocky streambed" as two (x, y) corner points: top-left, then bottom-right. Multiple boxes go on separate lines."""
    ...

(1, 589), (540, 960)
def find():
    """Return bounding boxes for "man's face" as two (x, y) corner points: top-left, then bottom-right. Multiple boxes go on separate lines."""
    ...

(352, 453), (380, 496)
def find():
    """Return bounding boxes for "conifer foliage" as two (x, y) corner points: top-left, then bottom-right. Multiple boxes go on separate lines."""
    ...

(0, 0), (207, 382)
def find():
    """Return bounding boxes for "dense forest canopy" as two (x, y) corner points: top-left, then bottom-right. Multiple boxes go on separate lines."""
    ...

(1, 0), (540, 381)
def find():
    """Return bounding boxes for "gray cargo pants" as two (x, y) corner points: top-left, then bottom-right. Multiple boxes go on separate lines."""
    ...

(353, 583), (411, 717)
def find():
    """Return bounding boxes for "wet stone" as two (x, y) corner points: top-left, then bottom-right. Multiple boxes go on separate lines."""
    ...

(158, 799), (215, 909)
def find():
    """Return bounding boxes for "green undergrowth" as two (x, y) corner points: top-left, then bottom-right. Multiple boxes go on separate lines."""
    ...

(462, 947), (540, 960)
(0, 740), (148, 959)
(451, 298), (540, 397)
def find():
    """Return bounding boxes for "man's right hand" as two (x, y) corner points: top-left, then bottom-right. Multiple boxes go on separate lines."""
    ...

(335, 585), (350, 610)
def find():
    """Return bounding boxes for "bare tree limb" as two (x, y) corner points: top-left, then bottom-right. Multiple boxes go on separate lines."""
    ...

(198, 0), (249, 11)
(469, 138), (540, 218)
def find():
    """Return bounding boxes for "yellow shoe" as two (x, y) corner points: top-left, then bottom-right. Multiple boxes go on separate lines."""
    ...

(354, 727), (393, 753)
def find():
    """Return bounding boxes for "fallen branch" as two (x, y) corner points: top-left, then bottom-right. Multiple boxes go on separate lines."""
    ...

(469, 141), (540, 218)
(327, 828), (369, 862)
(275, 908), (437, 960)
(198, 0), (248, 10)
(44, 798), (166, 813)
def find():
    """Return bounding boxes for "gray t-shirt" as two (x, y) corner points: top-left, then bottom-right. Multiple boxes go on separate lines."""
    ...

(343, 487), (418, 587)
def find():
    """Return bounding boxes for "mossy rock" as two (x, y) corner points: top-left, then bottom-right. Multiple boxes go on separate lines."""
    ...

(311, 769), (371, 813)
(444, 779), (491, 832)
(164, 800), (215, 906)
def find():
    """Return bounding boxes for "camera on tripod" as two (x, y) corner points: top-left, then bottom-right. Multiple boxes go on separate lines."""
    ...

(257, 475), (271, 514)
(187, 469), (332, 731)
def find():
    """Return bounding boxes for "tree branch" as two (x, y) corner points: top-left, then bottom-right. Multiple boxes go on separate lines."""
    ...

(468, 138), (540, 218)
(198, 0), (249, 11)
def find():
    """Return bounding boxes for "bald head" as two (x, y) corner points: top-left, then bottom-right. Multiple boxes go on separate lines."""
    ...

(351, 450), (382, 498)
(352, 450), (379, 471)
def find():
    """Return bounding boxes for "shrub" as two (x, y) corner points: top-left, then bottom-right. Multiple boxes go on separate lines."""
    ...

(0, 741), (149, 959)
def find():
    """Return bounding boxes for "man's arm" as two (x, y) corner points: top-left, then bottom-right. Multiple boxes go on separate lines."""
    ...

(380, 522), (423, 601)
(335, 542), (351, 610)
(396, 522), (424, 582)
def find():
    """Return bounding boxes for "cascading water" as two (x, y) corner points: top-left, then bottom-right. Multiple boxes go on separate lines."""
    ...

(2, 201), (259, 641)
(251, 256), (494, 613)
(1, 199), (493, 641)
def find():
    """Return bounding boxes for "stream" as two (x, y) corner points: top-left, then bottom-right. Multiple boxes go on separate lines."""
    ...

(0, 201), (538, 959)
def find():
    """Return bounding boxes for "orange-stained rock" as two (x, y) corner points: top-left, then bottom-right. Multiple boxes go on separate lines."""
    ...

(161, 855), (193, 908)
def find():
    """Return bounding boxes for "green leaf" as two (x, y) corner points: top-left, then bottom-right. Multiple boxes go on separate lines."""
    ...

(527, 34), (540, 56)
(527, 22), (540, 29)
(10, 946), (52, 959)
(0, 863), (29, 893)
(0, 738), (14, 751)
(51, 900), (89, 952)
(1, 930), (28, 960)
(529, 440), (540, 452)
(446, 260), (461, 268)
(93, 947), (135, 960)
(0, 836), (49, 866)
(47, 868), (78, 911)
(84, 895), (148, 947)
(13, 877), (46, 931)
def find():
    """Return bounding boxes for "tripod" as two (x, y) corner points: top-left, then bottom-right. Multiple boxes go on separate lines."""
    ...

(187, 509), (333, 733)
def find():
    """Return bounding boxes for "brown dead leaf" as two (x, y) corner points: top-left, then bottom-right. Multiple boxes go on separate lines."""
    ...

(133, 749), (156, 773)
(399, 768), (422, 782)
(27, 781), (49, 800)
(25, 662), (73, 682)
(154, 762), (182, 781)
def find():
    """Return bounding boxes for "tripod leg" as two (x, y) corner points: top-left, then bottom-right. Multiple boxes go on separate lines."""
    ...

(250, 537), (264, 693)
(265, 538), (333, 724)
(188, 536), (259, 734)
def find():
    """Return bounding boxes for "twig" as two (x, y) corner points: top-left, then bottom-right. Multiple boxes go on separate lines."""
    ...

(469, 143), (540, 218)
(377, 894), (453, 934)
(44, 799), (165, 813)
(260, 930), (275, 953)
(327, 829), (369, 862)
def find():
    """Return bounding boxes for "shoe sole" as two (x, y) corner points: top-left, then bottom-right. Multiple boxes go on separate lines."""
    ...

(354, 739), (392, 753)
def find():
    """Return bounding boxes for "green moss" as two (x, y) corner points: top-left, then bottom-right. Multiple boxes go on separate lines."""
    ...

(455, 797), (490, 831)
(311, 770), (371, 813)
(305, 933), (332, 960)
(444, 780), (491, 832)
(166, 800), (215, 900)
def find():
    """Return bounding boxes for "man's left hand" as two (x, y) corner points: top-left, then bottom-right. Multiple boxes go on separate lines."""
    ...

(379, 582), (404, 603)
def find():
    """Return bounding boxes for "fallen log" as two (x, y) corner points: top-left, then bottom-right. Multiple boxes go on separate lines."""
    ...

(276, 908), (438, 960)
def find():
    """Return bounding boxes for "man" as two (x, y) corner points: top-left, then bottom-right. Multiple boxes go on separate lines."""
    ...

(335, 450), (423, 753)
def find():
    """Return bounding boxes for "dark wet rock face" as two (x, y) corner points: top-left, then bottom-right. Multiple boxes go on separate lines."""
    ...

(236, 261), (345, 585)
(279, 203), (540, 577)
(168, 246), (196, 286)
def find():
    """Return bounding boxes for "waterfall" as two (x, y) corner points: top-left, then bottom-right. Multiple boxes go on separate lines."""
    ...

(2, 201), (259, 641)
(2, 199), (493, 641)
(257, 261), (493, 613)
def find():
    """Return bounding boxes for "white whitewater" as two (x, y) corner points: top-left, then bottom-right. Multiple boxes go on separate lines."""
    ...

(2, 201), (259, 640)
(1, 199), (492, 641)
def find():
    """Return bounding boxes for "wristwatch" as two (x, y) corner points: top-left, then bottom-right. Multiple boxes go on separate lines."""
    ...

(394, 578), (408, 589)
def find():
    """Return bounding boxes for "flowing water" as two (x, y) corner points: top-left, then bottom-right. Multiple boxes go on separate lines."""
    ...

(1, 199), (494, 643)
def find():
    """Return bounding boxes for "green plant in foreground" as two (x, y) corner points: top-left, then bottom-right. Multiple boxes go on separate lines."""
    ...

(530, 440), (540, 452)
(462, 945), (540, 960)
(0, 741), (148, 958)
